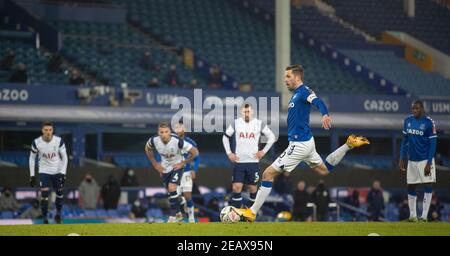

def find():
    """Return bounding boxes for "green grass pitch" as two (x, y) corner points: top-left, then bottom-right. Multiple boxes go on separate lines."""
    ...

(1, 222), (449, 236)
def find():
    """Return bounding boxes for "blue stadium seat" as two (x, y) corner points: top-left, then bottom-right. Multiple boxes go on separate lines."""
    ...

(146, 208), (163, 219)
(340, 49), (450, 97)
(95, 209), (108, 218)
(111, 0), (380, 94)
(1, 211), (14, 219)
(325, 0), (450, 54)
(107, 209), (119, 218)
(83, 210), (97, 218)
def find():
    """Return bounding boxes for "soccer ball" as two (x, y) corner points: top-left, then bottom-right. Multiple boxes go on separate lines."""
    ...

(275, 211), (292, 222)
(220, 206), (241, 224)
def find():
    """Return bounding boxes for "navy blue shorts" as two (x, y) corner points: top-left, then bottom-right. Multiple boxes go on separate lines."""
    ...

(162, 169), (183, 188)
(39, 173), (65, 190)
(232, 163), (260, 185)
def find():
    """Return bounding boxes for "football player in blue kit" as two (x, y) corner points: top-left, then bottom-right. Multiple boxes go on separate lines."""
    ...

(399, 100), (437, 222)
(238, 64), (370, 221)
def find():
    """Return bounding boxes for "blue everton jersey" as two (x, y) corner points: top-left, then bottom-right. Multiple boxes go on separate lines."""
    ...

(402, 115), (437, 161)
(288, 84), (320, 142)
(183, 136), (200, 173)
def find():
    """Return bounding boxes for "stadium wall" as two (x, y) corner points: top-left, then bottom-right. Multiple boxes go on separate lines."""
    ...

(1, 166), (450, 189)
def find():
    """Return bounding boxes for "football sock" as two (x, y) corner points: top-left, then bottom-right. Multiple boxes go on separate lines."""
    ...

(186, 199), (195, 221)
(55, 190), (63, 215)
(325, 144), (351, 171)
(250, 181), (272, 215)
(168, 191), (179, 216)
(41, 198), (49, 220)
(246, 192), (257, 207)
(422, 186), (433, 220)
(408, 190), (417, 218)
(230, 192), (242, 208)
(178, 196), (186, 212)
(41, 190), (50, 219)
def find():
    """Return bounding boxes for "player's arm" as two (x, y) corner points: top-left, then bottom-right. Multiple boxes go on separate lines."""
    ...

(191, 153), (200, 179)
(256, 123), (276, 159)
(305, 92), (331, 130)
(29, 141), (37, 187)
(425, 119), (437, 176)
(192, 154), (200, 172)
(144, 139), (164, 174)
(184, 147), (199, 165)
(58, 139), (68, 179)
(399, 120), (409, 172)
(185, 138), (200, 178)
(174, 142), (198, 170)
(222, 123), (238, 162)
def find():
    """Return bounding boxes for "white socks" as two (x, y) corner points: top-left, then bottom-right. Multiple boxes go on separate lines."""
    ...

(421, 193), (432, 220)
(408, 194), (417, 218)
(187, 206), (195, 222)
(325, 144), (351, 167)
(250, 184), (272, 215)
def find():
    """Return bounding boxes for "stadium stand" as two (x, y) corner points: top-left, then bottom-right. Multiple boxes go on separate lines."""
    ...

(52, 21), (209, 88)
(249, 0), (450, 97)
(0, 38), (68, 85)
(325, 0), (450, 55)
(113, 0), (381, 94)
(250, 0), (367, 45)
(340, 49), (450, 97)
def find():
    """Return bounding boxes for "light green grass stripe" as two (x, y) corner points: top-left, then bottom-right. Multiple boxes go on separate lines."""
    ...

(1, 222), (449, 236)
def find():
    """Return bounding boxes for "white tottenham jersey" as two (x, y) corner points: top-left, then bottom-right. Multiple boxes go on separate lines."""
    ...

(29, 135), (68, 176)
(146, 135), (193, 173)
(223, 118), (276, 163)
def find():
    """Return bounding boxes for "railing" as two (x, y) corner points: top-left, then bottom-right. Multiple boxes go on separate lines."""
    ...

(336, 201), (387, 222)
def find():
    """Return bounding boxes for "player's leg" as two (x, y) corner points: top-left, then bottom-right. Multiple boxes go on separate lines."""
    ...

(244, 163), (260, 207)
(406, 160), (421, 222)
(302, 138), (331, 176)
(181, 172), (195, 223)
(230, 164), (245, 208)
(176, 185), (185, 212)
(176, 174), (186, 220)
(319, 135), (370, 172)
(167, 183), (180, 222)
(183, 191), (195, 223)
(407, 184), (418, 221)
(420, 183), (433, 222)
(230, 183), (244, 208)
(39, 174), (50, 224)
(164, 170), (182, 222)
(246, 185), (258, 207)
(243, 166), (279, 220)
(53, 174), (65, 224)
(419, 159), (436, 222)
(239, 143), (306, 221)
(311, 163), (330, 176)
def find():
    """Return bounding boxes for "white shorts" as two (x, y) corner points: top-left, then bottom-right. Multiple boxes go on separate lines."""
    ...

(407, 159), (436, 184)
(271, 137), (323, 173)
(177, 171), (193, 193)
